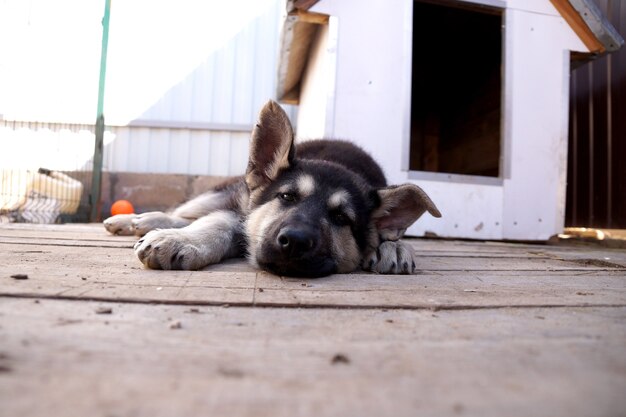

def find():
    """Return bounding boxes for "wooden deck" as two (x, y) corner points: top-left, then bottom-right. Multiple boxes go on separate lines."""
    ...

(1, 223), (625, 417)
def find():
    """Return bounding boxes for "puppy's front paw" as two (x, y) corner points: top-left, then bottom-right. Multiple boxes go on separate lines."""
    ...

(364, 240), (416, 274)
(104, 214), (138, 235)
(134, 229), (204, 270)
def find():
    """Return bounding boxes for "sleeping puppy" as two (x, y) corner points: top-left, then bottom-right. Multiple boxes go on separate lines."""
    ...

(104, 100), (441, 277)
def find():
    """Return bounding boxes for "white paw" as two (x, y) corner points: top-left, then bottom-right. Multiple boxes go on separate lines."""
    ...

(131, 212), (191, 237)
(134, 229), (205, 270)
(363, 240), (416, 274)
(103, 214), (138, 236)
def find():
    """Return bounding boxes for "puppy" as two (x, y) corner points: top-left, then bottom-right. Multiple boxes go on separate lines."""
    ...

(104, 101), (441, 277)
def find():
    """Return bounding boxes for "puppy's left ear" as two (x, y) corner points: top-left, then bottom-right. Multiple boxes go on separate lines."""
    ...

(372, 184), (441, 240)
(246, 100), (295, 191)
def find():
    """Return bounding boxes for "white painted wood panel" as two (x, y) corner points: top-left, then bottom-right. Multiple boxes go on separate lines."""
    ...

(310, 0), (411, 186)
(505, 0), (560, 16)
(407, 180), (504, 240)
(297, 25), (331, 139)
(304, 0), (594, 240)
(501, 9), (587, 239)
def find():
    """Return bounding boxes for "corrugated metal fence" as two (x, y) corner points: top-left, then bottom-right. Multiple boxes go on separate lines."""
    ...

(567, 0), (626, 229)
(0, 0), (295, 223)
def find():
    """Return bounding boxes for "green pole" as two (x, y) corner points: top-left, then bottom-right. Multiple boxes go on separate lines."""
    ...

(90, 0), (111, 222)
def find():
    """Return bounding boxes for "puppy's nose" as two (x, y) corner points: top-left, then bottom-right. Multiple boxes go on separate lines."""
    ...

(277, 228), (316, 258)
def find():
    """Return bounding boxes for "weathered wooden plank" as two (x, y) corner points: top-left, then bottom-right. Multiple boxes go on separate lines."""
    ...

(408, 238), (626, 262)
(0, 241), (257, 304)
(409, 239), (626, 267)
(1, 239), (625, 308)
(0, 222), (131, 243)
(2, 241), (621, 275)
(253, 270), (626, 309)
(529, 247), (626, 267)
(0, 235), (135, 248)
(0, 222), (105, 234)
(1, 224), (624, 309)
(0, 224), (501, 255)
(5, 223), (624, 267)
(0, 298), (624, 417)
(414, 255), (623, 271)
(1, 224), (625, 417)
(2, 260), (624, 309)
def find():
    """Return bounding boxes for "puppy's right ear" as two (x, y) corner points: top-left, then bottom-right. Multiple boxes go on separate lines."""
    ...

(246, 100), (295, 191)
(372, 184), (441, 241)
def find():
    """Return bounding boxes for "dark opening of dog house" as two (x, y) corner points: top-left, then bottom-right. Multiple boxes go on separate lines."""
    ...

(410, 0), (503, 177)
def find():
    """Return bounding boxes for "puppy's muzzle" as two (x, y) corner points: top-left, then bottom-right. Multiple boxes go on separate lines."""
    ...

(258, 218), (336, 278)
(276, 226), (318, 258)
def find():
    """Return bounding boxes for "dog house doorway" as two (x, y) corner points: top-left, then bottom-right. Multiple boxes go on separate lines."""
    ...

(410, 0), (503, 178)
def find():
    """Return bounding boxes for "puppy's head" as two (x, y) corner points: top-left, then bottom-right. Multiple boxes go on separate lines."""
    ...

(245, 101), (441, 278)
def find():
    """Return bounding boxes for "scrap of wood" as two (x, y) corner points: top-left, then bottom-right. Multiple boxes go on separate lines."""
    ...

(289, 9), (329, 25)
(549, 0), (605, 54)
(293, 0), (321, 11)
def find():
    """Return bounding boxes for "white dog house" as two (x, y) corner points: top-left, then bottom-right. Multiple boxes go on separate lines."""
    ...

(276, 0), (623, 240)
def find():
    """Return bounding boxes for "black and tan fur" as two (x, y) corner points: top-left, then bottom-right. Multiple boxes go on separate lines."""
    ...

(104, 101), (441, 277)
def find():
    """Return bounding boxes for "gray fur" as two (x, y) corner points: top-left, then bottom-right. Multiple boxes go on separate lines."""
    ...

(103, 100), (441, 277)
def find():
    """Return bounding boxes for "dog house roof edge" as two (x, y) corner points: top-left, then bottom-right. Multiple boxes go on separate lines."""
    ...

(277, 0), (623, 103)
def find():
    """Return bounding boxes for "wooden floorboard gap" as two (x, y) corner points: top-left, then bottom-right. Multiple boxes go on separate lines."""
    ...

(2, 293), (625, 311)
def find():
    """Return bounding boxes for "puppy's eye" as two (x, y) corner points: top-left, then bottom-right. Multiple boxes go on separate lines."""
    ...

(278, 192), (297, 203)
(330, 210), (350, 226)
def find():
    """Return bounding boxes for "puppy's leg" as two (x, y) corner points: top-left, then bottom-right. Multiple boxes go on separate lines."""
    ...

(363, 240), (416, 274)
(104, 214), (138, 235)
(131, 191), (237, 236)
(134, 210), (244, 270)
(104, 182), (244, 237)
(130, 212), (193, 237)
(103, 210), (191, 237)
(104, 211), (191, 236)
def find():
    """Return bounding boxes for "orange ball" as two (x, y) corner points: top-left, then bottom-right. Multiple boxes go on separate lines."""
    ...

(111, 199), (134, 216)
